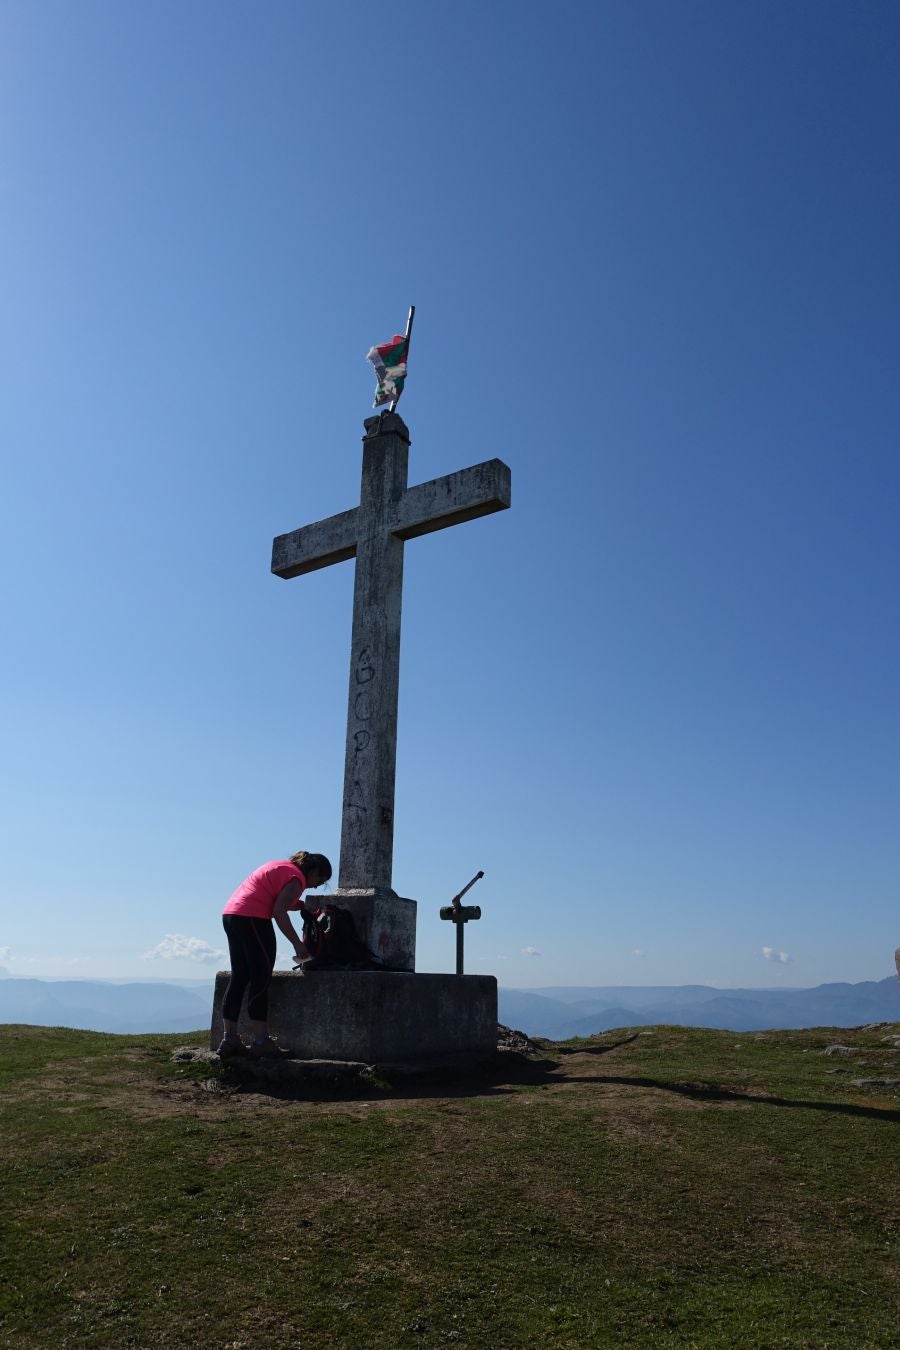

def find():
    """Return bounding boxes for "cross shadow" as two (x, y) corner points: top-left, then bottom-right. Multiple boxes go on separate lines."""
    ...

(541, 1071), (900, 1124)
(547, 1032), (644, 1057)
(212, 1041), (900, 1118)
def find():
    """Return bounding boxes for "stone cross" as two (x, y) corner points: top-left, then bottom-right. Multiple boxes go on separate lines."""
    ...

(271, 413), (510, 938)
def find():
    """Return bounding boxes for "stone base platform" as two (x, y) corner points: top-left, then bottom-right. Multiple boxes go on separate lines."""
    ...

(210, 970), (497, 1063)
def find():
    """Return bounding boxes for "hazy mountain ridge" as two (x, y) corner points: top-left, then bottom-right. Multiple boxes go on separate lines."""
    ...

(499, 977), (899, 1038)
(0, 973), (896, 1037)
(0, 979), (210, 1034)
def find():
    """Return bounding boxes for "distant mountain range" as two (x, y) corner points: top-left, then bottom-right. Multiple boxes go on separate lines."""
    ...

(0, 972), (896, 1037)
(499, 977), (900, 1038)
(0, 977), (211, 1034)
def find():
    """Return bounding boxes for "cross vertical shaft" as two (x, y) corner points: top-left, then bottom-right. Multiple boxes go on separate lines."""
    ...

(339, 415), (409, 892)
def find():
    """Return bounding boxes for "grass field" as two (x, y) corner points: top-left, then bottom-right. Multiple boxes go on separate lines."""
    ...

(1, 1020), (898, 1348)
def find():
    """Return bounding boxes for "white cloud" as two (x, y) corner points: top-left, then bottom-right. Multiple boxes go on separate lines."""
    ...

(0, 946), (11, 962)
(762, 946), (792, 965)
(521, 946), (542, 958)
(630, 948), (645, 958)
(142, 934), (225, 963)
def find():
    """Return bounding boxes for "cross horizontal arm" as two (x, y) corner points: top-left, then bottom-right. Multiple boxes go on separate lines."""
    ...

(391, 459), (511, 541)
(271, 506), (359, 579)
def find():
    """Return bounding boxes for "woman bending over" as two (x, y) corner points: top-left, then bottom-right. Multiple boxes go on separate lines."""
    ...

(219, 849), (332, 1057)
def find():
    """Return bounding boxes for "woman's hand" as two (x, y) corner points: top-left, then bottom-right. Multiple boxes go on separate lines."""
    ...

(274, 883), (308, 958)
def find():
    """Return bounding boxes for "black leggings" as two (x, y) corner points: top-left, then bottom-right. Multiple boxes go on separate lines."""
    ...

(222, 915), (277, 1023)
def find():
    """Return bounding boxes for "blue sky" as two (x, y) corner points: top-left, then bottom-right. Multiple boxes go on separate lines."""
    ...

(2, 2), (897, 989)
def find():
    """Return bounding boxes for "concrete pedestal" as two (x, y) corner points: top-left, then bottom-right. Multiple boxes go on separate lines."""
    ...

(327, 888), (417, 971)
(211, 970), (497, 1064)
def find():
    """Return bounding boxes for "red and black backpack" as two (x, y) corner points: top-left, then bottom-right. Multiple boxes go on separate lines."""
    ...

(301, 904), (380, 969)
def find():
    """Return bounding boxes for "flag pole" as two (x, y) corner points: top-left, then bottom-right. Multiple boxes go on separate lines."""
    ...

(390, 304), (415, 414)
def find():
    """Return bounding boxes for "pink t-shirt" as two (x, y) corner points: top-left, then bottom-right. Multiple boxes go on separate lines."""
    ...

(223, 860), (307, 920)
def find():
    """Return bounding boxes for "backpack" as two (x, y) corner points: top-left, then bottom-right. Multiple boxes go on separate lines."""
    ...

(301, 904), (380, 970)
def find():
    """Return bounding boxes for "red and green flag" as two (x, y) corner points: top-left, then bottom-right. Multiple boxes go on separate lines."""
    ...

(366, 333), (408, 407)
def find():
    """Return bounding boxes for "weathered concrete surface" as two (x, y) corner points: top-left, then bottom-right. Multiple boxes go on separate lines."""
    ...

(210, 970), (497, 1062)
(338, 416), (409, 893)
(328, 886), (417, 971)
(271, 506), (359, 579)
(392, 458), (511, 540)
(272, 413), (511, 901)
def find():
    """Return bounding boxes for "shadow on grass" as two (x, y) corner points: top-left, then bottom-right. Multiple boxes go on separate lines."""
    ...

(211, 1048), (561, 1104)
(548, 1033), (643, 1056)
(203, 1020), (900, 1116)
(217, 1045), (900, 1120)
(547, 1072), (900, 1124)
(213, 1039), (630, 1104)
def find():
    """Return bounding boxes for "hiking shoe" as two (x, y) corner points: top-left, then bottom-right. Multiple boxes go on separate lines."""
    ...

(217, 1036), (248, 1059)
(249, 1037), (293, 1059)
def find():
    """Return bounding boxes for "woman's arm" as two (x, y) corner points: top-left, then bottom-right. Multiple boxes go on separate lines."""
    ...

(273, 881), (311, 962)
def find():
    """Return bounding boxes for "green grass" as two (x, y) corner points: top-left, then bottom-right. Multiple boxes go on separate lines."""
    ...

(1, 1022), (898, 1347)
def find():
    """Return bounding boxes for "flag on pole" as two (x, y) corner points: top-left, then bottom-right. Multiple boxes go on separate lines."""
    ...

(366, 333), (409, 407)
